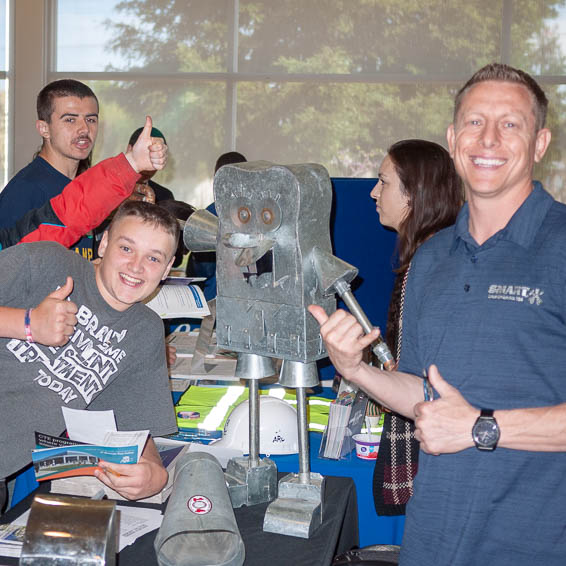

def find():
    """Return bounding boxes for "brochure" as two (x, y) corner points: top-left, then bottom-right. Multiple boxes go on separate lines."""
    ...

(144, 283), (210, 319)
(32, 430), (148, 482)
(32, 433), (139, 482)
(166, 331), (237, 359)
(169, 354), (238, 382)
(0, 510), (29, 558)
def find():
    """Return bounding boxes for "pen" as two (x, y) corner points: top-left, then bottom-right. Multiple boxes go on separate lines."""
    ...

(104, 467), (122, 477)
(97, 463), (121, 477)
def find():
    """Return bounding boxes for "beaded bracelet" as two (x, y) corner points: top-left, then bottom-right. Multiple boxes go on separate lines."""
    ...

(24, 308), (34, 343)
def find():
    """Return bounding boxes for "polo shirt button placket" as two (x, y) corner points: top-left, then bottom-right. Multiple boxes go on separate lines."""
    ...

(465, 254), (478, 292)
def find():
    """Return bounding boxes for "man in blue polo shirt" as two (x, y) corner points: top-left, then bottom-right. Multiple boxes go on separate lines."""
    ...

(310, 63), (565, 565)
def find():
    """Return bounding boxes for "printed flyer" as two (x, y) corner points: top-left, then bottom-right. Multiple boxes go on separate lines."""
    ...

(32, 432), (138, 481)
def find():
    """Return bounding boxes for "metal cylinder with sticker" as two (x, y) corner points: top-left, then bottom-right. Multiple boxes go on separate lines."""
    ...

(154, 451), (245, 566)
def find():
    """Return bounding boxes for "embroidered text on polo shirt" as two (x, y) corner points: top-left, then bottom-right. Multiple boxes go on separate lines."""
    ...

(488, 284), (544, 305)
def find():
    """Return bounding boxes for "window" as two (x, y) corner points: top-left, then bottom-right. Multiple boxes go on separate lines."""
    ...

(38, 1), (566, 205)
(0, 0), (8, 186)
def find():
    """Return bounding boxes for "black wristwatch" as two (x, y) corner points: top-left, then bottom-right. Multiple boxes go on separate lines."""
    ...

(472, 409), (500, 451)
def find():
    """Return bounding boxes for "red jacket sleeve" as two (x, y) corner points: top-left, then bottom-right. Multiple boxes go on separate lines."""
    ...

(18, 153), (139, 247)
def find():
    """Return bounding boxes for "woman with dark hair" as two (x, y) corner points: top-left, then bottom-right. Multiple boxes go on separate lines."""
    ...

(371, 139), (462, 517)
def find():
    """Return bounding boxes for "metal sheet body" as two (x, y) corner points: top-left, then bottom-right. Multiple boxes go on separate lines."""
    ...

(213, 161), (335, 363)
(20, 494), (117, 565)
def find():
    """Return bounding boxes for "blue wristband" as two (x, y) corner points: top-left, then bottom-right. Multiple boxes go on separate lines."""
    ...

(24, 308), (33, 343)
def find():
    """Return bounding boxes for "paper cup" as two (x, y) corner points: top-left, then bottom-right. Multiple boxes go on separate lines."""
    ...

(352, 433), (381, 460)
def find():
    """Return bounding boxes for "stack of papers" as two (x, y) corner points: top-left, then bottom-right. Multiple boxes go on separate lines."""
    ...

(0, 512), (27, 558)
(320, 390), (368, 460)
(322, 398), (353, 459)
(167, 331), (238, 382)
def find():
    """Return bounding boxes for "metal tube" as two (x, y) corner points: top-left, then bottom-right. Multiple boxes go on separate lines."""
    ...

(248, 378), (259, 467)
(334, 281), (396, 371)
(340, 288), (373, 334)
(296, 387), (310, 483)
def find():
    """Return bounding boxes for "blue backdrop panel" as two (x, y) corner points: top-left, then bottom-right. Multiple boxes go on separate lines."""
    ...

(317, 177), (398, 380)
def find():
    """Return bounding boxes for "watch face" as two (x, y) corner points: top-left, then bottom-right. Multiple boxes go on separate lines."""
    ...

(473, 419), (499, 447)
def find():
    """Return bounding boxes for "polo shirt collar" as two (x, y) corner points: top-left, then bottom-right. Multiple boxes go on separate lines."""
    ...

(452, 181), (554, 253)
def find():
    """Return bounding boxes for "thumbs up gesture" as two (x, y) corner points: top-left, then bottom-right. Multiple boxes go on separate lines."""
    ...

(125, 116), (168, 174)
(31, 276), (78, 346)
(413, 364), (478, 455)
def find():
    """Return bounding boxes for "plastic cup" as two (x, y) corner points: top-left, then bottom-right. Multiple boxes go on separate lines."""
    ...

(352, 433), (381, 460)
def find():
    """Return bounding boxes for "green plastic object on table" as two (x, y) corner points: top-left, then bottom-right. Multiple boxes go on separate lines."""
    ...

(174, 385), (332, 433)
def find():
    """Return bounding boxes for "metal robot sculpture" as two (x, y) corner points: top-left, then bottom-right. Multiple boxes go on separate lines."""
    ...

(184, 160), (391, 537)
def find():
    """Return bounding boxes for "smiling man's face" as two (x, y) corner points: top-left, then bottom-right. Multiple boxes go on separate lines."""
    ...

(95, 215), (176, 312)
(447, 80), (550, 203)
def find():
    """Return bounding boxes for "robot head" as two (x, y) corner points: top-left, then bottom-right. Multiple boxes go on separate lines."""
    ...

(213, 161), (336, 362)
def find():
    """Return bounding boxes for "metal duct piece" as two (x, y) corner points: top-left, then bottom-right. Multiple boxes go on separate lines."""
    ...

(234, 352), (275, 380)
(183, 208), (219, 252)
(311, 246), (395, 370)
(278, 359), (319, 388)
(310, 246), (358, 296)
(20, 494), (117, 565)
(154, 452), (245, 566)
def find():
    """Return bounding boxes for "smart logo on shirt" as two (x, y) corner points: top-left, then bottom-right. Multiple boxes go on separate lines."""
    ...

(487, 284), (544, 306)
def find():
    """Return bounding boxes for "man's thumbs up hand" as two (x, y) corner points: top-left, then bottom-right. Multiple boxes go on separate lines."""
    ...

(31, 276), (78, 346)
(126, 116), (168, 174)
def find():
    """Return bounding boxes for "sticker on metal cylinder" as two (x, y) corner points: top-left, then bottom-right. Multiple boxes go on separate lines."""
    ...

(187, 495), (212, 514)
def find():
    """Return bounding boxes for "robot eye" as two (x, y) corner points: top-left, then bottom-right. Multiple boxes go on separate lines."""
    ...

(238, 206), (251, 224)
(261, 208), (274, 225)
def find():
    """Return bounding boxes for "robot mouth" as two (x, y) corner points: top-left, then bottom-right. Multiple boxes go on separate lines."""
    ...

(242, 249), (273, 286)
(222, 232), (274, 267)
(222, 232), (276, 287)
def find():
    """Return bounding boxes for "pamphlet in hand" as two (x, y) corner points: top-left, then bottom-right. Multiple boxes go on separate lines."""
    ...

(32, 429), (148, 482)
(50, 441), (188, 504)
(144, 282), (210, 319)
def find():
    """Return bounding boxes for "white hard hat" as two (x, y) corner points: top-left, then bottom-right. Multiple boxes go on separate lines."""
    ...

(214, 396), (299, 456)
